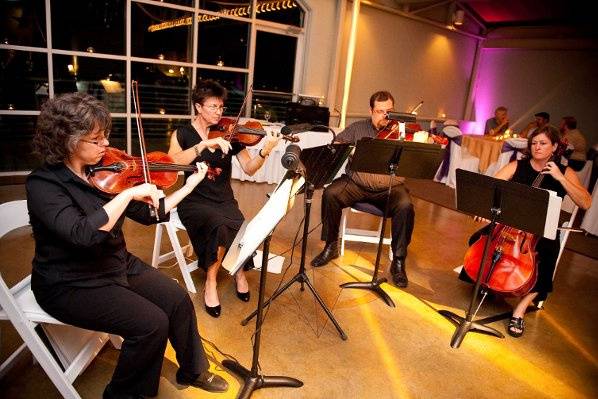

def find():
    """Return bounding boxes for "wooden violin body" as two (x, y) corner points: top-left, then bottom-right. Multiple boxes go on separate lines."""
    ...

(376, 119), (422, 140)
(88, 147), (221, 194)
(208, 117), (299, 146)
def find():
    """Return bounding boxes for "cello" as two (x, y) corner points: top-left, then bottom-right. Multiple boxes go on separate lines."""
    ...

(462, 143), (566, 297)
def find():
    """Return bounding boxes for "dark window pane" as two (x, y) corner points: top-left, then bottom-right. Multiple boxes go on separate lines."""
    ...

(197, 15), (249, 68)
(130, 118), (189, 155)
(160, 0), (194, 6)
(196, 69), (247, 117)
(199, 1), (253, 16)
(251, 92), (292, 122)
(1, 0), (47, 47)
(53, 55), (125, 113)
(132, 3), (193, 62)
(1, 50), (48, 110)
(51, 0), (124, 54)
(254, 31), (296, 92)
(131, 62), (191, 115)
(106, 117), (127, 152)
(0, 115), (41, 171)
(256, 0), (304, 27)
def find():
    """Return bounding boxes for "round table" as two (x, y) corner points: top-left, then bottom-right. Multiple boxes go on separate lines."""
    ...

(461, 135), (505, 173)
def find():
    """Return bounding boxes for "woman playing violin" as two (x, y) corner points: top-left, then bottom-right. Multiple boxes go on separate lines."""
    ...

(27, 93), (229, 398)
(168, 79), (282, 318)
(470, 125), (591, 338)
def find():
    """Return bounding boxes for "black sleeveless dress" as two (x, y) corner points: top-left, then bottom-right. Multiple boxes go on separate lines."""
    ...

(463, 159), (568, 301)
(175, 124), (246, 270)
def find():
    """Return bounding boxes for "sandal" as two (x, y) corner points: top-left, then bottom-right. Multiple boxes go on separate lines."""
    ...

(507, 316), (525, 338)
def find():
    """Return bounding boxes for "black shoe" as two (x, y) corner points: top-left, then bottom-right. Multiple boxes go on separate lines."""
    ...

(236, 289), (250, 302)
(176, 370), (229, 393)
(390, 257), (408, 288)
(310, 241), (339, 267)
(103, 383), (144, 399)
(204, 303), (221, 318)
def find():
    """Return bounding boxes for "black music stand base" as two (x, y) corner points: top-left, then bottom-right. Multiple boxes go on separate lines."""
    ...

(241, 184), (348, 341)
(224, 235), (303, 398)
(340, 278), (395, 307)
(222, 360), (303, 399)
(438, 310), (504, 348)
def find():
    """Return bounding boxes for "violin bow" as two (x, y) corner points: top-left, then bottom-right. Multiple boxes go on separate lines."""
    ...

(131, 80), (159, 221)
(227, 84), (253, 143)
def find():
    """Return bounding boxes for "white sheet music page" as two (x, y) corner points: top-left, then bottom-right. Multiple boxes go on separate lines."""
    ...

(543, 189), (562, 240)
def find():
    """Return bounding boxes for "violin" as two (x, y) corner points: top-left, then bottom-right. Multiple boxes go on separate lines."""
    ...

(462, 142), (566, 297)
(88, 147), (222, 195)
(376, 119), (421, 140)
(208, 117), (299, 147)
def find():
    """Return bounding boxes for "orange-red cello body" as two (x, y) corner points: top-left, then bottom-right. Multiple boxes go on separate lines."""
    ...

(463, 224), (538, 297)
(88, 147), (220, 195)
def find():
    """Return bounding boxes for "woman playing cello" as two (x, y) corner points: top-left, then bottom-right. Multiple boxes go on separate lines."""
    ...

(467, 125), (591, 337)
(168, 80), (282, 318)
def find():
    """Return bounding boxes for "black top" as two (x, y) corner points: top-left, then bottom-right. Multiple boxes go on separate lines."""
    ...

(26, 163), (168, 293)
(176, 124), (245, 203)
(511, 158), (567, 199)
(336, 119), (403, 191)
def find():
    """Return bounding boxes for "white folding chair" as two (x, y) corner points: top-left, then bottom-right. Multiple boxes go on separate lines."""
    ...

(485, 137), (528, 177)
(0, 200), (120, 399)
(433, 126), (480, 188)
(339, 202), (393, 261)
(151, 208), (199, 293)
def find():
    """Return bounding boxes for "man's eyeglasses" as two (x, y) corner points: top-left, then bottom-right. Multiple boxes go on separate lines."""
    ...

(80, 136), (109, 146)
(202, 104), (227, 113)
(373, 109), (394, 115)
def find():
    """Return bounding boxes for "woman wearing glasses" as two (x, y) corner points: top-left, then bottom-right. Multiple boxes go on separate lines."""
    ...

(168, 79), (281, 318)
(27, 93), (229, 398)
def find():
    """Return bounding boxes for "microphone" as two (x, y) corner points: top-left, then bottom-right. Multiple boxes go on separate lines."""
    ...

(281, 123), (313, 136)
(409, 100), (424, 115)
(281, 144), (305, 175)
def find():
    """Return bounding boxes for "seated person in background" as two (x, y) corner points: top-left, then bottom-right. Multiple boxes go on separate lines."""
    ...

(559, 116), (587, 171)
(520, 111), (550, 138)
(310, 90), (414, 288)
(484, 106), (509, 136)
(27, 93), (228, 398)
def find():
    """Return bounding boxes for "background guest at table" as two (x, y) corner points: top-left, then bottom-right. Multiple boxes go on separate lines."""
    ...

(168, 79), (282, 318)
(520, 111), (550, 138)
(464, 125), (591, 338)
(27, 93), (228, 398)
(484, 106), (509, 136)
(310, 90), (414, 288)
(559, 116), (588, 171)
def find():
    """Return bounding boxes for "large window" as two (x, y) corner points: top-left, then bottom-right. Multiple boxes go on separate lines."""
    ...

(0, 0), (306, 173)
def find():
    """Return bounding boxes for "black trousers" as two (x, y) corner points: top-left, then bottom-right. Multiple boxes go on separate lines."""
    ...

(35, 264), (209, 396)
(320, 175), (415, 259)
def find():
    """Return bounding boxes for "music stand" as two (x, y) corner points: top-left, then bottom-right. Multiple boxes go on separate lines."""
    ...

(340, 139), (444, 306)
(241, 143), (353, 340)
(438, 169), (562, 348)
(221, 176), (305, 398)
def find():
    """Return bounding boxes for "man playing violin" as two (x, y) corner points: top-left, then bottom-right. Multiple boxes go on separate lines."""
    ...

(311, 91), (415, 288)
(168, 79), (282, 318)
(27, 93), (229, 398)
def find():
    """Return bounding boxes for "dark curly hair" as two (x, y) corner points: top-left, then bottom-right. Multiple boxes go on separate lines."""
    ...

(33, 93), (111, 165)
(191, 80), (227, 114)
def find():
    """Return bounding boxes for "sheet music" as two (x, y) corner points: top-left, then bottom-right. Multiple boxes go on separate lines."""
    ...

(544, 189), (563, 240)
(222, 175), (305, 275)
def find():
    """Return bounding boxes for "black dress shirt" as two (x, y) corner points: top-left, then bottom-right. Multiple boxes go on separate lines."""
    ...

(26, 163), (168, 296)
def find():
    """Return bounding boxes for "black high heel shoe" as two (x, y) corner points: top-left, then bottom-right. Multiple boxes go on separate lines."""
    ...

(204, 289), (221, 318)
(236, 289), (250, 302)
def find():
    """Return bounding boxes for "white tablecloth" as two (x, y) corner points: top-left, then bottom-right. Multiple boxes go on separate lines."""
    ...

(231, 123), (340, 184)
(581, 179), (598, 236)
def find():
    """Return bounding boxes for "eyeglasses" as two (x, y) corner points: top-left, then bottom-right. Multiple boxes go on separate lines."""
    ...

(373, 108), (394, 115)
(80, 136), (109, 146)
(202, 104), (227, 113)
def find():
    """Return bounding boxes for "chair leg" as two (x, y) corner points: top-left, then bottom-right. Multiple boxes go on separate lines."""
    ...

(165, 223), (197, 293)
(151, 223), (163, 268)
(340, 210), (347, 256)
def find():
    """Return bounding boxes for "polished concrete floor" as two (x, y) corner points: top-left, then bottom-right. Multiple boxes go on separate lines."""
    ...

(1, 180), (597, 398)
